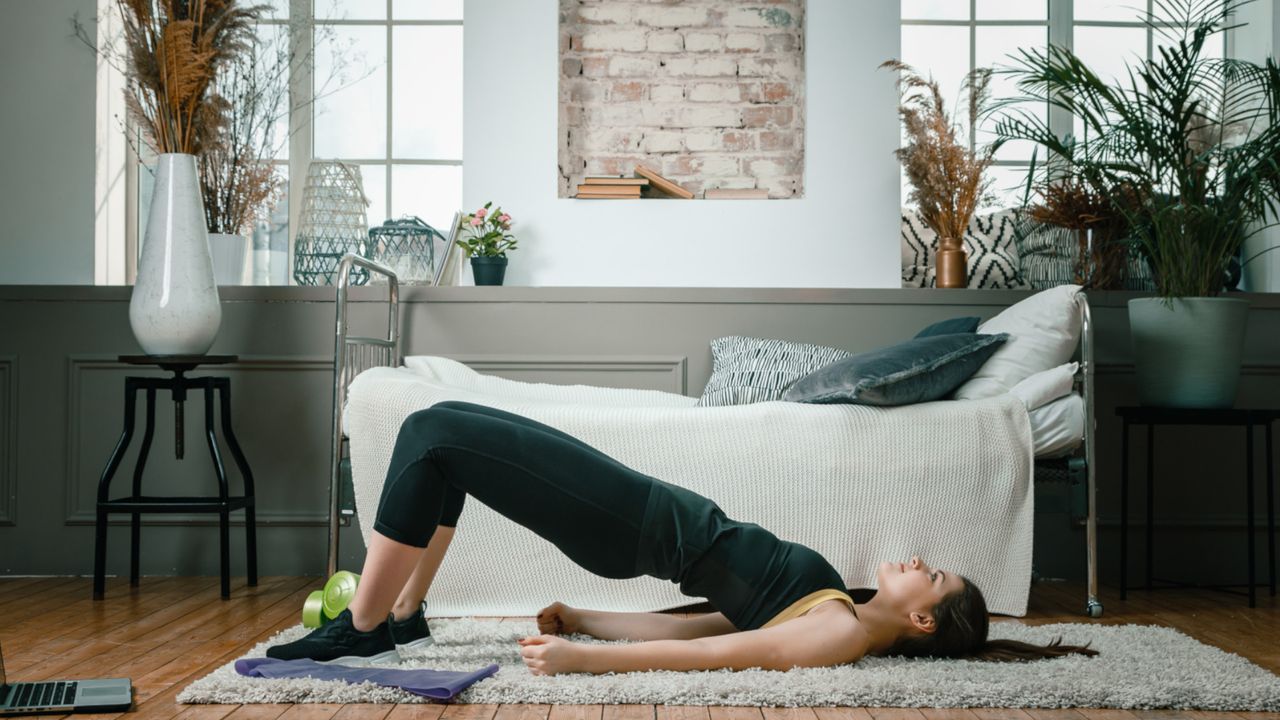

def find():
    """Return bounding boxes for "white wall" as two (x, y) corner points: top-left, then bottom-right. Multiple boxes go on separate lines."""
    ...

(1233, 0), (1280, 292)
(462, 0), (902, 288)
(0, 0), (97, 285)
(0, 0), (903, 288)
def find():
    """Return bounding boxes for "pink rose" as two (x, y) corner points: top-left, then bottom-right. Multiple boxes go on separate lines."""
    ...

(475, 207), (488, 218)
(470, 217), (483, 226)
(499, 213), (511, 223)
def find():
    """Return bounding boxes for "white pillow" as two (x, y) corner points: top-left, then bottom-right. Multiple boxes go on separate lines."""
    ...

(1029, 393), (1085, 458)
(1010, 362), (1078, 411)
(953, 284), (1083, 400)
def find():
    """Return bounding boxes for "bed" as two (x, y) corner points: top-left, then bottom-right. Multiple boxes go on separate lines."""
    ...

(323, 254), (1102, 619)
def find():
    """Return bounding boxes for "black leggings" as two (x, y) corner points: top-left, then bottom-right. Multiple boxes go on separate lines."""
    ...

(372, 400), (657, 579)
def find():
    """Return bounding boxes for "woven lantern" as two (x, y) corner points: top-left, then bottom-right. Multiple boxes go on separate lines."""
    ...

(366, 216), (447, 286)
(293, 161), (371, 286)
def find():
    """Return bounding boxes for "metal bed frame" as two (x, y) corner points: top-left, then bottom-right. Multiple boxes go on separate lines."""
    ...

(327, 253), (400, 578)
(323, 252), (1102, 617)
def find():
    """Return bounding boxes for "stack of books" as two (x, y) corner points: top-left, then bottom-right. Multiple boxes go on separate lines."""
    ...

(635, 165), (694, 199)
(574, 166), (697, 199)
(575, 176), (648, 199)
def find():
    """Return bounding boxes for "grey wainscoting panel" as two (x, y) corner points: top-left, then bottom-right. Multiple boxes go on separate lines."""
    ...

(0, 356), (15, 525)
(450, 355), (688, 395)
(65, 355), (334, 526)
(2, 287), (1279, 580)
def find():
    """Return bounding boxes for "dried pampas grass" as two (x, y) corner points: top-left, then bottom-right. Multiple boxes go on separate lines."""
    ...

(882, 60), (995, 248)
(117, 0), (263, 155)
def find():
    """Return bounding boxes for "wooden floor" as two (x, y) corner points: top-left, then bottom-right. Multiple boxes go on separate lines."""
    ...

(1, 576), (1277, 720)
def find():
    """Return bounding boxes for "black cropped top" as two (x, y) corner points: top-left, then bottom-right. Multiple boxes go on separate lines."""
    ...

(636, 476), (855, 631)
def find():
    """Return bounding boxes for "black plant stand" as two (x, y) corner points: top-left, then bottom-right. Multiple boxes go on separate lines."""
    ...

(1117, 406), (1278, 607)
(93, 355), (258, 601)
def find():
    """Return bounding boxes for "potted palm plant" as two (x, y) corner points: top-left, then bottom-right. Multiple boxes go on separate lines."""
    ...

(993, 0), (1280, 408)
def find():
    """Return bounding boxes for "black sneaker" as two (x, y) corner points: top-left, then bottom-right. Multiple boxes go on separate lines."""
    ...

(389, 602), (433, 651)
(267, 608), (401, 666)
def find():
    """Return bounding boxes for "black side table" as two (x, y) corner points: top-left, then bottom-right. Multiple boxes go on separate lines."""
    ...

(93, 355), (258, 600)
(1117, 406), (1278, 607)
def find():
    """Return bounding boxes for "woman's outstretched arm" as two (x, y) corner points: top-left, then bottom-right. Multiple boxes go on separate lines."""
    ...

(520, 611), (866, 674)
(538, 601), (738, 641)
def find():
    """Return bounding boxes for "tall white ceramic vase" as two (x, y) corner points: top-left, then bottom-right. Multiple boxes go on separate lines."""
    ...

(129, 153), (222, 356)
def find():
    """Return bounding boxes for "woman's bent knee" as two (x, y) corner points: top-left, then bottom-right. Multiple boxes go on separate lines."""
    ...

(400, 405), (456, 439)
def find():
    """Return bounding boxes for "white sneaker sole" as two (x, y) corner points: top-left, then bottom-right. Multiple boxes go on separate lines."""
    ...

(396, 637), (435, 653)
(317, 648), (402, 667)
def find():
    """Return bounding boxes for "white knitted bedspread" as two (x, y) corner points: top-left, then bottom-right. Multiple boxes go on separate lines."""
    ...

(345, 356), (1036, 617)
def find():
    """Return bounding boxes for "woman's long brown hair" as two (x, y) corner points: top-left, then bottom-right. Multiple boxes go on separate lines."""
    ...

(885, 577), (1099, 661)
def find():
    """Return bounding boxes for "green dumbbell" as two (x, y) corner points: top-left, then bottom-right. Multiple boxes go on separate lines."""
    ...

(301, 570), (361, 629)
(302, 590), (325, 629)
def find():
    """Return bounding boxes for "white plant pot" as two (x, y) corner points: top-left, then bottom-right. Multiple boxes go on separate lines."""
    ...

(129, 153), (222, 356)
(208, 233), (248, 285)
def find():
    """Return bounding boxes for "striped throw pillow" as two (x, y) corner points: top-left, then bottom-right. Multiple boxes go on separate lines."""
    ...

(1015, 221), (1076, 290)
(696, 336), (854, 407)
(1015, 219), (1157, 291)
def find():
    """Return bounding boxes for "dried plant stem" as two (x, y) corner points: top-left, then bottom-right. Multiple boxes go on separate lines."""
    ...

(882, 60), (995, 248)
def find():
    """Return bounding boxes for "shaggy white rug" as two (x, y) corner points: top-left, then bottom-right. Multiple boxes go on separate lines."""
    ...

(177, 618), (1280, 710)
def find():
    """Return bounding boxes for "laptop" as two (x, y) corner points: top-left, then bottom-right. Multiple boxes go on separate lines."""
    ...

(0, 642), (132, 716)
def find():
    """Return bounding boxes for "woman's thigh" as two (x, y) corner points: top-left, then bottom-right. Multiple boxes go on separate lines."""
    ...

(380, 403), (656, 578)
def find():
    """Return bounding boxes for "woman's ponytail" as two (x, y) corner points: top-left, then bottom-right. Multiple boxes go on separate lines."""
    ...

(884, 577), (1099, 661)
(974, 637), (1099, 662)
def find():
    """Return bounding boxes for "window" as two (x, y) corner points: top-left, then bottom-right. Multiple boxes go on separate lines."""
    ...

(116, 0), (464, 285)
(310, 0), (464, 238)
(899, 0), (1227, 209)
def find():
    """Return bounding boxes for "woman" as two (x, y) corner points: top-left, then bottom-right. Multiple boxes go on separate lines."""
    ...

(269, 401), (1096, 673)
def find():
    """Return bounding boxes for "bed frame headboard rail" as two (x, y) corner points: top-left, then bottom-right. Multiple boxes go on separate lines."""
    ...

(328, 253), (401, 577)
(1077, 291), (1101, 617)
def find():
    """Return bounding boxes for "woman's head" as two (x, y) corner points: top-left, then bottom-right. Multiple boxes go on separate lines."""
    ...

(874, 556), (983, 657)
(873, 556), (967, 635)
(878, 556), (1100, 662)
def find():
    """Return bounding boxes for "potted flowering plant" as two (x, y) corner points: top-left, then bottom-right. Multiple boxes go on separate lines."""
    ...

(457, 201), (518, 286)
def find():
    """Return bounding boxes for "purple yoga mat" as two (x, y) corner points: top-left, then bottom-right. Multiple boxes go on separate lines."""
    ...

(234, 657), (500, 700)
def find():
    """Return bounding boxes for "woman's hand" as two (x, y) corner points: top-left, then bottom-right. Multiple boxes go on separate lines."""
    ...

(535, 600), (581, 635)
(517, 634), (588, 675)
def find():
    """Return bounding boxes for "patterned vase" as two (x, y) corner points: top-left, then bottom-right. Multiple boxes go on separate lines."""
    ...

(129, 153), (222, 356)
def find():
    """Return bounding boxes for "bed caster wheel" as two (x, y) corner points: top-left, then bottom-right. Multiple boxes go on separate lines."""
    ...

(1086, 600), (1103, 618)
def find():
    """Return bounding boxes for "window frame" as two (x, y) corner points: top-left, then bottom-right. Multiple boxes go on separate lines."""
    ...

(898, 0), (1229, 208)
(119, 0), (464, 286)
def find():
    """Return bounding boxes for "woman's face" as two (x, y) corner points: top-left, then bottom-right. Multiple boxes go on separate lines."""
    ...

(875, 555), (965, 611)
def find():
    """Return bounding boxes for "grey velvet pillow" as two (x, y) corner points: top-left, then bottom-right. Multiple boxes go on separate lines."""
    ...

(782, 333), (1010, 406)
(915, 316), (981, 338)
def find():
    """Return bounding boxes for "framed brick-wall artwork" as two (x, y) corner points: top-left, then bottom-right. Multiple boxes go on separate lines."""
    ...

(558, 0), (806, 199)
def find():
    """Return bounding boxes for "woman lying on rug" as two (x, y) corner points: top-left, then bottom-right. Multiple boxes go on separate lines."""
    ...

(269, 401), (1096, 673)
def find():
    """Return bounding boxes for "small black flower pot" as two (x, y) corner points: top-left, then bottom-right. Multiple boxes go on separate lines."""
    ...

(470, 256), (508, 286)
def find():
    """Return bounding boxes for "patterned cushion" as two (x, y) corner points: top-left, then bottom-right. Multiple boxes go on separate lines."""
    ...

(1015, 219), (1156, 291)
(696, 336), (854, 407)
(900, 209), (1029, 289)
(1014, 221), (1076, 290)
